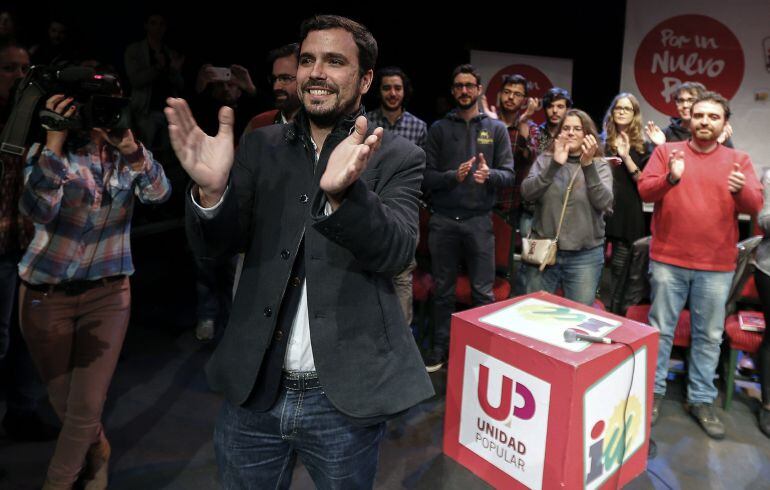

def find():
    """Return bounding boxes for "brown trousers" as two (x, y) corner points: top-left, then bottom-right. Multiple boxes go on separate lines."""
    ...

(19, 277), (130, 488)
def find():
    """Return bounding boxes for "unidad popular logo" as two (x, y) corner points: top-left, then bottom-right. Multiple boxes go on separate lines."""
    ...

(585, 396), (643, 486)
(473, 364), (535, 471)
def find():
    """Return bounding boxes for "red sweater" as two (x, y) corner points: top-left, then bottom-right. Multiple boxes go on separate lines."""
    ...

(637, 141), (763, 271)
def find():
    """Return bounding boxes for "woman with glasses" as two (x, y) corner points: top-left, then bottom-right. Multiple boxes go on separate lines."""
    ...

(520, 109), (613, 305)
(602, 93), (653, 313)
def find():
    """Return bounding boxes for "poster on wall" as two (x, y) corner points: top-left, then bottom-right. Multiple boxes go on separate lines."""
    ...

(470, 50), (573, 125)
(620, 0), (770, 174)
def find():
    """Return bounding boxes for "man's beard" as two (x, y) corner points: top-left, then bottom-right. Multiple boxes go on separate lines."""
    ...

(302, 79), (359, 128)
(383, 98), (403, 112)
(456, 95), (478, 110)
(274, 89), (299, 112)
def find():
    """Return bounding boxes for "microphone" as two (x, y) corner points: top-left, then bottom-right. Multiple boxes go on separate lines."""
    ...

(563, 328), (613, 344)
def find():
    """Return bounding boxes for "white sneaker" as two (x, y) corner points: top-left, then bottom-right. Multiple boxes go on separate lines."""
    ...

(195, 319), (215, 341)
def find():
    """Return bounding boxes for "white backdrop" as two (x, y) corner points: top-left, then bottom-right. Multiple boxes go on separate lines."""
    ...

(620, 0), (770, 173)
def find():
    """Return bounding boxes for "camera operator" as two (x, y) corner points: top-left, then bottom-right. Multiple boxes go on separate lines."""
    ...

(17, 80), (171, 489)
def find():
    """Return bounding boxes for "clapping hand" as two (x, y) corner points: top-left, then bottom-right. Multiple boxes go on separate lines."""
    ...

(320, 116), (383, 209)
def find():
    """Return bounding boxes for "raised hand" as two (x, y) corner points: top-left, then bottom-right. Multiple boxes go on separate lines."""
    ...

(728, 162), (745, 193)
(165, 97), (234, 206)
(230, 64), (256, 95)
(668, 149), (685, 181)
(553, 132), (569, 165)
(645, 121), (666, 146)
(718, 123), (733, 144)
(456, 156), (475, 182)
(580, 134), (599, 166)
(42, 94), (77, 154)
(615, 132), (630, 159)
(520, 97), (540, 121)
(473, 153), (490, 184)
(481, 94), (498, 120)
(321, 116), (383, 209)
(94, 128), (139, 155)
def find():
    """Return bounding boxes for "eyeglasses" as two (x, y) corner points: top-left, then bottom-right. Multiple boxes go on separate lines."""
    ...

(270, 74), (296, 84)
(675, 97), (696, 105)
(452, 82), (479, 91)
(562, 125), (584, 134)
(613, 106), (634, 113)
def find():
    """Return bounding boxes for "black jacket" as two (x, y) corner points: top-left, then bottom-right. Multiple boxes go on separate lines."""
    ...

(186, 108), (434, 420)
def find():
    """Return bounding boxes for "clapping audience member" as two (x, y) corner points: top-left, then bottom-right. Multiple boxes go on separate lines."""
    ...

(520, 109), (612, 306)
(639, 92), (761, 439)
(124, 13), (184, 153)
(601, 93), (652, 313)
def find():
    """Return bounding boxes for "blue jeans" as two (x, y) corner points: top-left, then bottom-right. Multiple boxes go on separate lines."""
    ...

(649, 261), (734, 404)
(214, 382), (386, 489)
(514, 211), (534, 296)
(521, 245), (604, 306)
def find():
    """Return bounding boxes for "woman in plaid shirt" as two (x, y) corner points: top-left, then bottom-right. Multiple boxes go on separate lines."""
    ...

(18, 86), (170, 489)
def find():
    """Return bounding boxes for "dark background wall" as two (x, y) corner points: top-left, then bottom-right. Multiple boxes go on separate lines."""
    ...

(7, 1), (628, 125)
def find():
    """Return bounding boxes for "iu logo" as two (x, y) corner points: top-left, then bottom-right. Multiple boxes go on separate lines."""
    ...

(477, 364), (536, 421)
(585, 396), (643, 486)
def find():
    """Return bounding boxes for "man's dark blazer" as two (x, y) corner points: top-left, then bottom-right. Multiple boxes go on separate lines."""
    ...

(185, 109), (434, 420)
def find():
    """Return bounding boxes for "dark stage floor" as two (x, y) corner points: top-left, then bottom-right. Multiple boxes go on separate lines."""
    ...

(1, 229), (769, 489)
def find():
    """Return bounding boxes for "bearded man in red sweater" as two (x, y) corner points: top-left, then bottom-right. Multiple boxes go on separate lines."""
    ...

(638, 91), (763, 439)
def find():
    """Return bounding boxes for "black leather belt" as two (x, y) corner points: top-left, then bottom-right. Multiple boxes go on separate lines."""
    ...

(281, 370), (321, 390)
(22, 275), (125, 296)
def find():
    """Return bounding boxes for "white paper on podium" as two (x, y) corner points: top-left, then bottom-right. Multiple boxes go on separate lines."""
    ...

(478, 298), (621, 352)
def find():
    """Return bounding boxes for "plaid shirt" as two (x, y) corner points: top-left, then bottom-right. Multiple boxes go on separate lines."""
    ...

(532, 122), (557, 155)
(19, 142), (171, 284)
(366, 108), (428, 148)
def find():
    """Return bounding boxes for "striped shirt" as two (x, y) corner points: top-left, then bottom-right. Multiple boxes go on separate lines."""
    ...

(19, 142), (171, 284)
(366, 108), (428, 148)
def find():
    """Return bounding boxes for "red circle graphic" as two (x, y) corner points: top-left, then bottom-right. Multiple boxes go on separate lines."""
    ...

(634, 15), (744, 116)
(485, 64), (555, 125)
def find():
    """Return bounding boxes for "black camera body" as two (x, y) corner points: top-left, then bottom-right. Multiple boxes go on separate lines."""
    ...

(0, 64), (132, 157)
(36, 68), (131, 131)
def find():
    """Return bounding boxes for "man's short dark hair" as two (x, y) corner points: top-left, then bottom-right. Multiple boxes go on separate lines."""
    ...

(451, 64), (481, 85)
(374, 66), (412, 105)
(299, 15), (377, 76)
(692, 90), (731, 121)
(501, 74), (528, 95)
(267, 43), (299, 66)
(675, 81), (706, 99)
(542, 87), (573, 109)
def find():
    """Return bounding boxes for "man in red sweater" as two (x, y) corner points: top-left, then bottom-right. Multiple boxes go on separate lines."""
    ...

(638, 92), (763, 439)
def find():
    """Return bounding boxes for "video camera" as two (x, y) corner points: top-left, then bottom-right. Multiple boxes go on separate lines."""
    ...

(0, 64), (132, 157)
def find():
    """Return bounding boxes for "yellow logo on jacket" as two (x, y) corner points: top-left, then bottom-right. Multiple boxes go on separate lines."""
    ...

(477, 130), (493, 145)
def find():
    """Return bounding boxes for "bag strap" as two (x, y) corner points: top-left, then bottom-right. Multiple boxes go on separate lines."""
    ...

(553, 166), (581, 241)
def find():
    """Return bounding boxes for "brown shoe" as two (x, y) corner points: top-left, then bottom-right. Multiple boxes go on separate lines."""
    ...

(81, 437), (111, 490)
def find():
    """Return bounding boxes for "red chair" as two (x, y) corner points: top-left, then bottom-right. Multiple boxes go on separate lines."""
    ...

(722, 314), (764, 410)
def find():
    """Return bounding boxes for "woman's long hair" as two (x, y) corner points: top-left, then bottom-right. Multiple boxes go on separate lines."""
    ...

(602, 93), (645, 154)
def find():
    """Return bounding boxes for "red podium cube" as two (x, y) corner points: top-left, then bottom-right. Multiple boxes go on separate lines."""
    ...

(443, 292), (659, 489)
